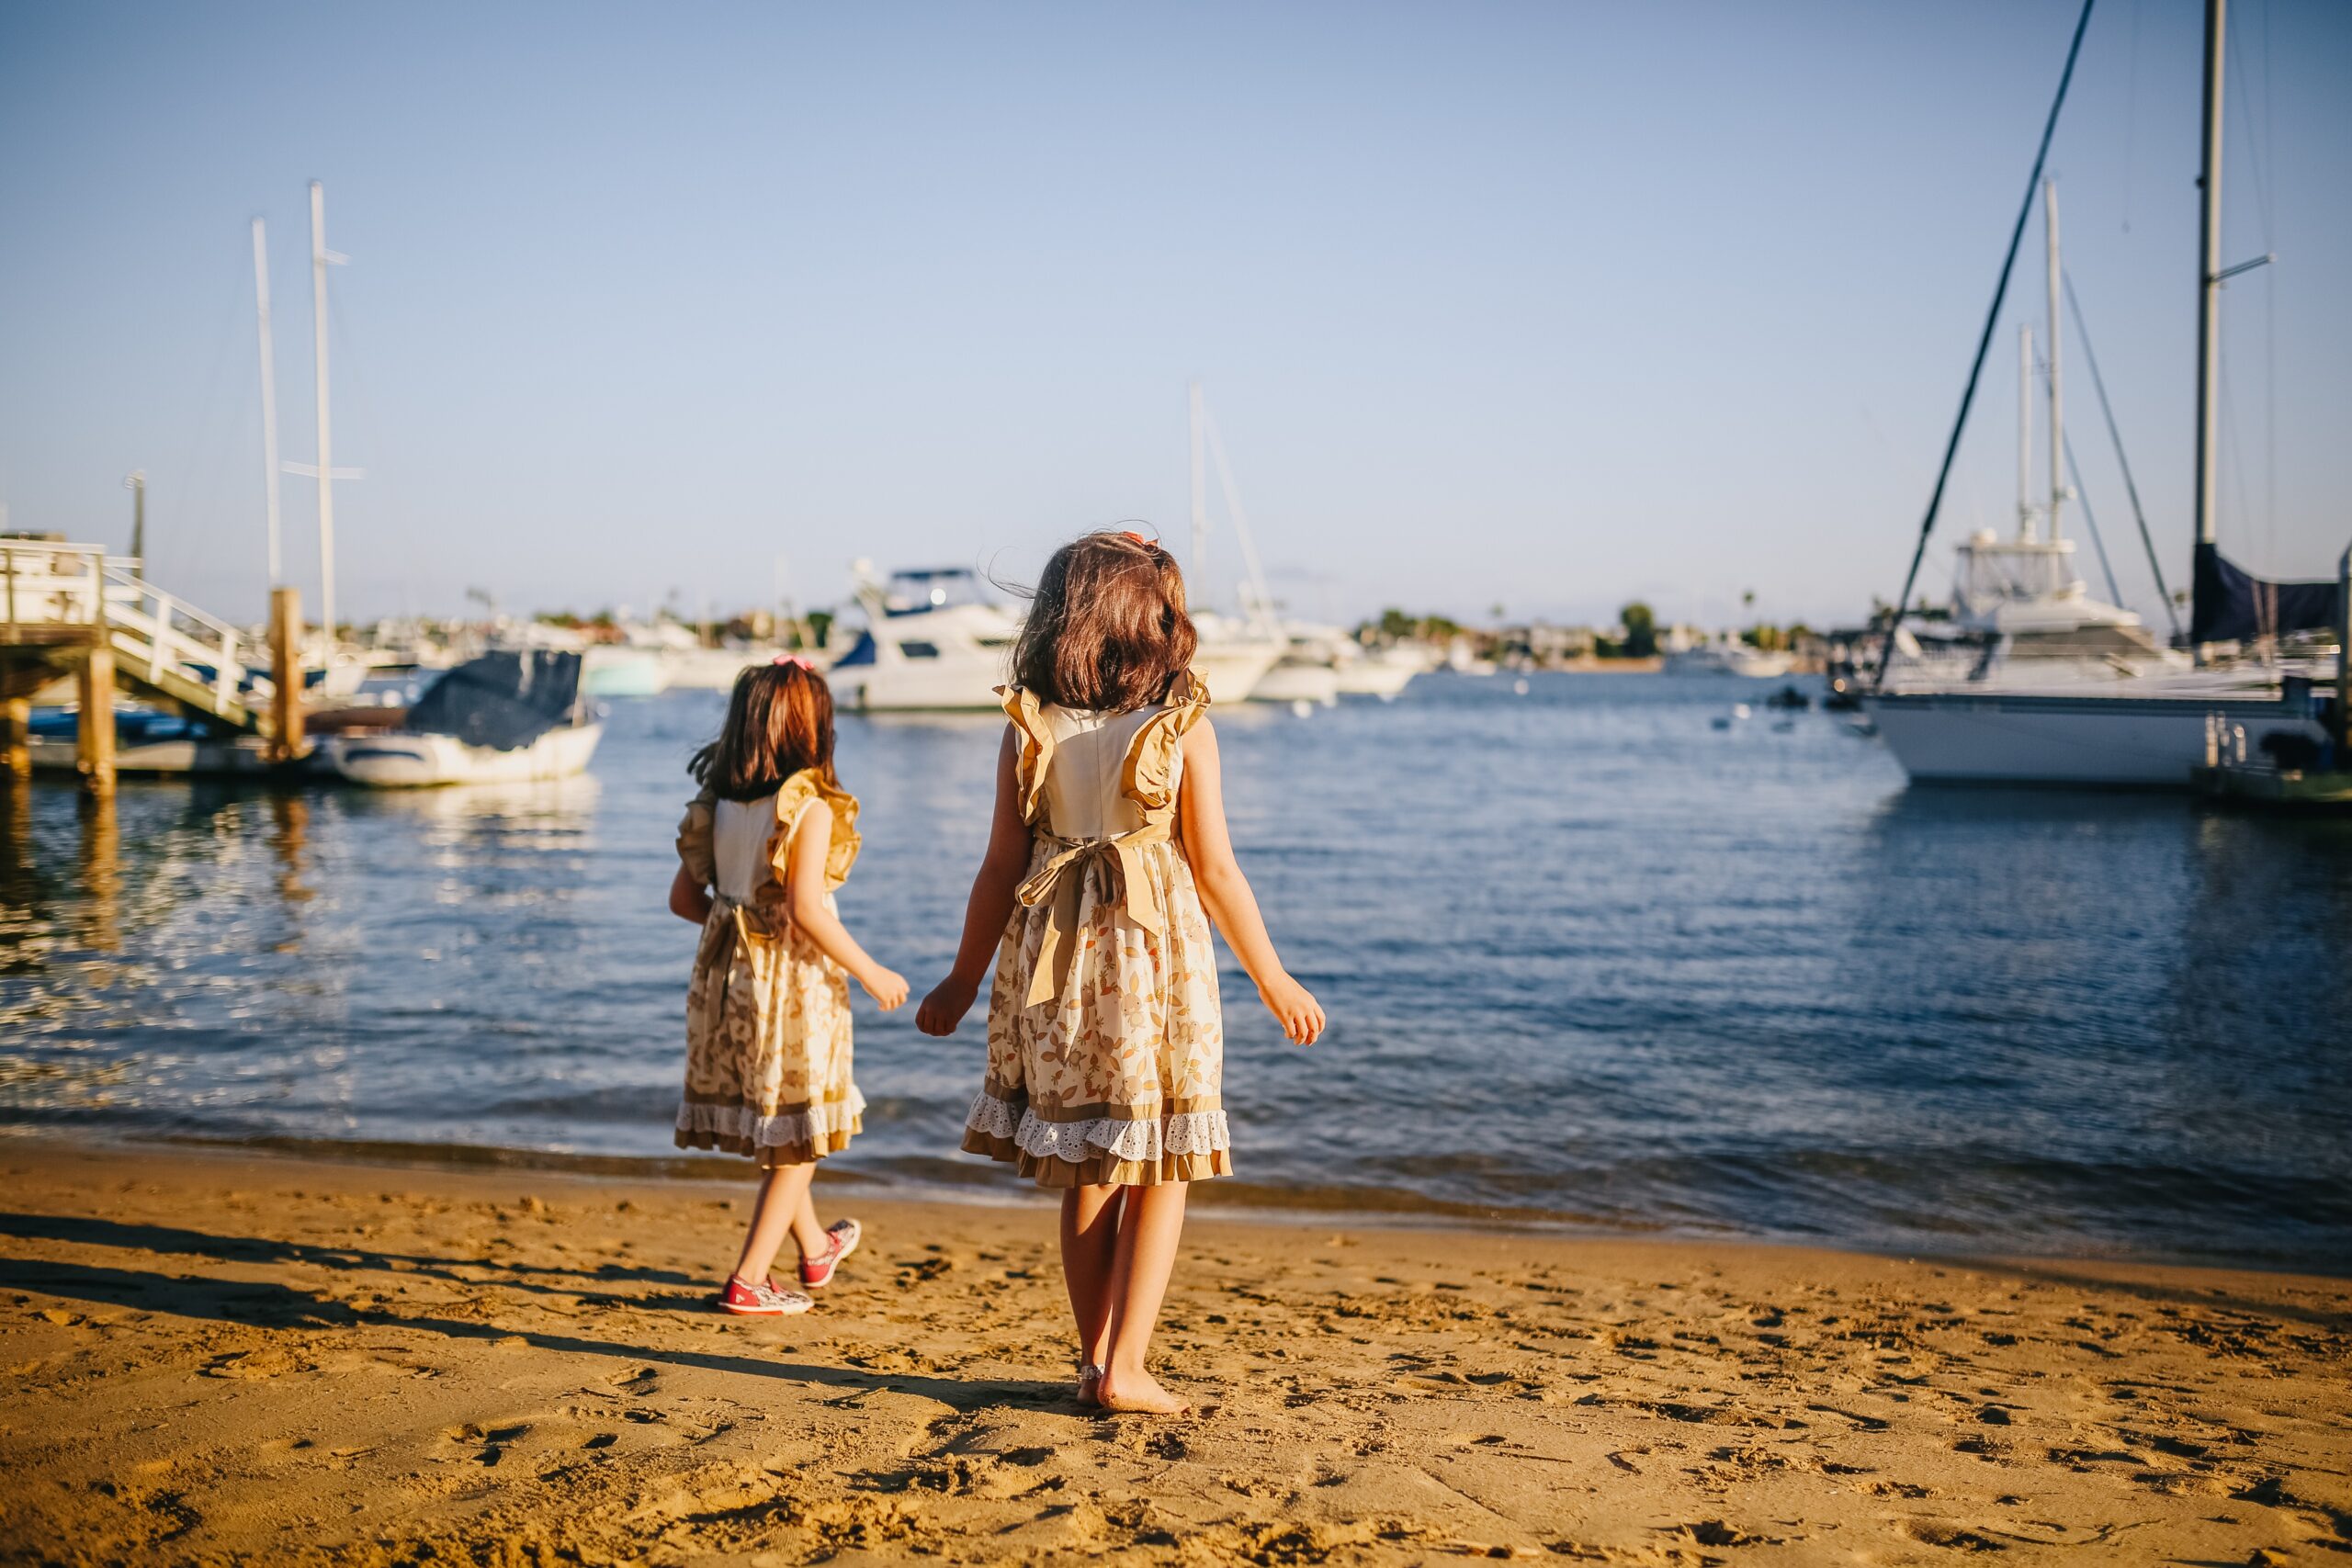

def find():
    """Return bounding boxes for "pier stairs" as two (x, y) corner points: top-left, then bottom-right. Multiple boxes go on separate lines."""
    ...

(1, 536), (288, 791)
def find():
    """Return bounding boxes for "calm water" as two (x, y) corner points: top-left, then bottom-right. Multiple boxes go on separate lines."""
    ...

(4, 674), (2347, 1270)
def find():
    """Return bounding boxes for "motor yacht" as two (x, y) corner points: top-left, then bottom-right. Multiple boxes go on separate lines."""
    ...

(826, 565), (1023, 712)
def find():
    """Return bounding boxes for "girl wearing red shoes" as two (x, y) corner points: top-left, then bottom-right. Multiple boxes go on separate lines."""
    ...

(670, 656), (908, 1314)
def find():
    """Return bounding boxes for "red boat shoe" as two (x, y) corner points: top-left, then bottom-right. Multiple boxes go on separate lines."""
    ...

(799, 1219), (863, 1290)
(716, 1274), (814, 1316)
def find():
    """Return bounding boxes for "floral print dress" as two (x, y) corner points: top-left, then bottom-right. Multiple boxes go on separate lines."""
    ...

(674, 769), (864, 1168)
(961, 672), (1229, 1187)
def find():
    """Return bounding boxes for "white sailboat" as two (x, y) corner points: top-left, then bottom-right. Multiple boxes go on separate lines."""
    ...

(282, 182), (370, 700)
(1185, 382), (1287, 704)
(1862, 9), (2332, 787)
(1876, 197), (2184, 697)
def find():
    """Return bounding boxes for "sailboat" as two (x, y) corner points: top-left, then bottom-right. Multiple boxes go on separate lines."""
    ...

(1185, 382), (1301, 705)
(1862, 0), (2335, 787)
(282, 182), (371, 700)
(1876, 185), (2183, 694)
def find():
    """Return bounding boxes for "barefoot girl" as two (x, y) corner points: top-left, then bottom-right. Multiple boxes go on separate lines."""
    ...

(917, 530), (1324, 1413)
(671, 656), (908, 1315)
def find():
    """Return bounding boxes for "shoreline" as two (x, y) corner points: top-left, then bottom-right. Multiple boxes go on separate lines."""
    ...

(4, 1136), (2347, 1564)
(6, 1123), (2338, 1280)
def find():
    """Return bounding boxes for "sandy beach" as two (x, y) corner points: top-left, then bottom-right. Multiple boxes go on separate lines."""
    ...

(1, 1140), (2346, 1566)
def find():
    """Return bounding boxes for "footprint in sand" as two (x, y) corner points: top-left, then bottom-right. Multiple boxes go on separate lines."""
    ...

(1899, 1519), (2006, 1551)
(1663, 1520), (1774, 1549)
(439, 1422), (530, 1466)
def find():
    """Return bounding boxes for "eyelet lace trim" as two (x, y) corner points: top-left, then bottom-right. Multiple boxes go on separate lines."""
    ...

(678, 1087), (866, 1150)
(963, 1091), (1227, 1163)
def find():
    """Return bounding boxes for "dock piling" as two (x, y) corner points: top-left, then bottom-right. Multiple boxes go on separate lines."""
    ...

(269, 585), (304, 763)
(76, 643), (115, 796)
(2, 696), (28, 782)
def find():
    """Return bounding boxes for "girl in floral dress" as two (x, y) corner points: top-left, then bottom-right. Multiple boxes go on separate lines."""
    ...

(671, 657), (908, 1316)
(917, 530), (1325, 1414)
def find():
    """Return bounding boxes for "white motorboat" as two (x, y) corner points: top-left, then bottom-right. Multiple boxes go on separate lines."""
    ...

(1249, 648), (1341, 706)
(325, 721), (604, 786)
(659, 645), (777, 691)
(1442, 641), (1499, 677)
(1860, 14), (2338, 789)
(1250, 622), (1372, 706)
(1662, 637), (1796, 679)
(1186, 611), (1283, 705)
(581, 646), (666, 698)
(322, 649), (603, 787)
(827, 565), (1022, 712)
(1334, 641), (1430, 699)
(1192, 634), (1283, 705)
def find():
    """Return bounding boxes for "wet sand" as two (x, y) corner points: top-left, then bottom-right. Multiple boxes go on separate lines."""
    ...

(1, 1139), (2346, 1565)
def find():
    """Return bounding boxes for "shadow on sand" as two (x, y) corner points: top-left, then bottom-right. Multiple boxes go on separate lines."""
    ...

(1, 1211), (1067, 1414)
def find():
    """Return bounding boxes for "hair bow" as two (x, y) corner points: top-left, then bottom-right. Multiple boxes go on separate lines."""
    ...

(772, 652), (817, 671)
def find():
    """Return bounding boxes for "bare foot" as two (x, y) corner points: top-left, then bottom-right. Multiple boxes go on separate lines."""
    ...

(1075, 1362), (1104, 1408)
(1095, 1367), (1191, 1416)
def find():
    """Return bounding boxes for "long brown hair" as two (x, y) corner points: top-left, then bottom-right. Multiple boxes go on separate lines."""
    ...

(690, 660), (838, 802)
(1012, 530), (1197, 712)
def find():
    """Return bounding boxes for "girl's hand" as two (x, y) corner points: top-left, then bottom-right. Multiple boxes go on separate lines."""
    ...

(916, 976), (979, 1036)
(861, 966), (910, 1010)
(1258, 972), (1325, 1045)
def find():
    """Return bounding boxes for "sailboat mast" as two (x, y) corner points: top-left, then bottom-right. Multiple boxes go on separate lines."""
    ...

(1188, 379), (1208, 597)
(310, 180), (336, 645)
(2018, 325), (2035, 541)
(2194, 0), (2225, 549)
(2043, 178), (2065, 543)
(252, 218), (282, 586)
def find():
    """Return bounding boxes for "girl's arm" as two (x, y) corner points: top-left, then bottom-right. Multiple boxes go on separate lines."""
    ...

(916, 727), (1034, 1036)
(669, 864), (712, 923)
(785, 801), (908, 1010)
(1177, 718), (1325, 1044)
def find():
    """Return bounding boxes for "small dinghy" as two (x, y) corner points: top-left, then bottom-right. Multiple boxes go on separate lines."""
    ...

(322, 650), (601, 787)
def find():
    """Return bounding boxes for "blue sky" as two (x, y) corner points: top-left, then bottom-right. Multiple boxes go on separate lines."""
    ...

(2, 1), (2346, 630)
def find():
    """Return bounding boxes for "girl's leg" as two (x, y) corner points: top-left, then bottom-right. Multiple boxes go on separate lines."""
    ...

(1095, 1180), (1191, 1415)
(731, 1163), (829, 1283)
(1060, 1185), (1125, 1387)
(790, 1182), (832, 1262)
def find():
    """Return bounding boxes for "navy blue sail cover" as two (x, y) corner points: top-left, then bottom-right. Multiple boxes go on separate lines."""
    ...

(405, 650), (582, 751)
(2189, 543), (2340, 646)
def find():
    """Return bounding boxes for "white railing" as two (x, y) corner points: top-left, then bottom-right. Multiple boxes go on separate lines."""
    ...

(1, 539), (269, 723)
(0, 537), (107, 630)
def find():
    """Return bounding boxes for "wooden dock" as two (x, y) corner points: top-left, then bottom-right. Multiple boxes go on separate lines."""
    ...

(1, 536), (299, 795)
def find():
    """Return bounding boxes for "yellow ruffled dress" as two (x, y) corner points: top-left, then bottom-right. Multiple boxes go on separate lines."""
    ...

(960, 672), (1230, 1187)
(674, 769), (865, 1168)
